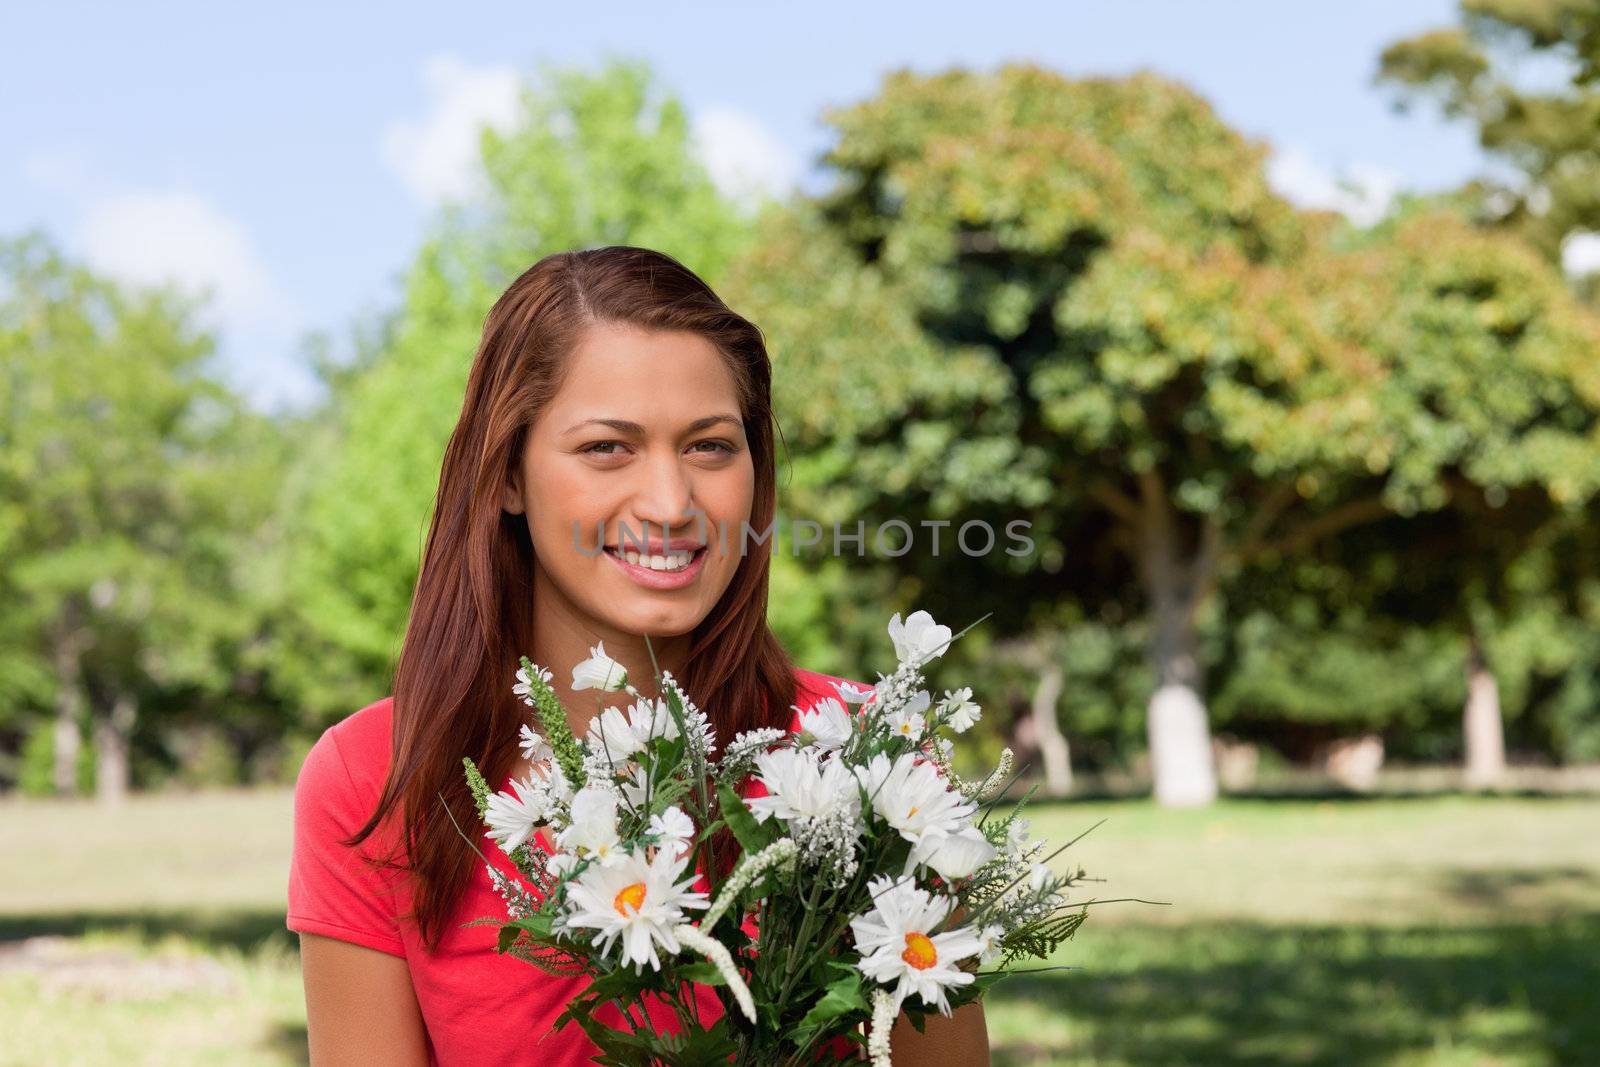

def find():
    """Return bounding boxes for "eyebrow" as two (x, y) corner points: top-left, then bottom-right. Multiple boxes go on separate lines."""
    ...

(561, 414), (743, 436)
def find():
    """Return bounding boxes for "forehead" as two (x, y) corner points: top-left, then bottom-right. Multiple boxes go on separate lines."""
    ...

(547, 322), (742, 421)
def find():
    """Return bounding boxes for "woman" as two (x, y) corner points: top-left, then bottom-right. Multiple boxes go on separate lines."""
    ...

(286, 246), (990, 1065)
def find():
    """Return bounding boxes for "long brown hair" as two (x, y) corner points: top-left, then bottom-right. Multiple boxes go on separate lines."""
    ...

(345, 246), (797, 952)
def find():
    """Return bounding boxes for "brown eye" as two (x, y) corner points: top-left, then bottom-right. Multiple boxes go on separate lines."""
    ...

(581, 441), (625, 456)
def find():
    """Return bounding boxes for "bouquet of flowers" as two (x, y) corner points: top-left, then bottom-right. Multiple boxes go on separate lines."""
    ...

(456, 610), (1095, 1065)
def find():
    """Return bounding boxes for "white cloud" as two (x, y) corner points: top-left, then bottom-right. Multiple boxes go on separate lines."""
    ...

(19, 146), (317, 412)
(691, 105), (801, 207)
(379, 58), (798, 212)
(1561, 231), (1600, 276)
(69, 188), (314, 411)
(382, 53), (522, 205)
(1267, 145), (1401, 229)
(78, 189), (296, 329)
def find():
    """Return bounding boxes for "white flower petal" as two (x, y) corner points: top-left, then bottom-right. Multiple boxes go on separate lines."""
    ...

(887, 610), (953, 665)
(572, 640), (629, 691)
(796, 696), (853, 750)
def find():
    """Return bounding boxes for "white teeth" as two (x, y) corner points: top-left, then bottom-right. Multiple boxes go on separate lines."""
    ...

(617, 548), (694, 572)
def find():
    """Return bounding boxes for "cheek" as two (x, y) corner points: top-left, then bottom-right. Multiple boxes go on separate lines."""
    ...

(525, 466), (611, 556)
(701, 460), (755, 525)
(701, 467), (755, 572)
(716, 457), (758, 518)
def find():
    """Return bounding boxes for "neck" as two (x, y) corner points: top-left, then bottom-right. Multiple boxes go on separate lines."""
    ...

(526, 562), (693, 743)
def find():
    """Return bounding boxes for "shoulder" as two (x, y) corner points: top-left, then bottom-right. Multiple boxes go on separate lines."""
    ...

(293, 696), (395, 821)
(286, 696), (409, 955)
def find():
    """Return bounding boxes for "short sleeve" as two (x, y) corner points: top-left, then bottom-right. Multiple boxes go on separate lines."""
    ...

(286, 727), (408, 958)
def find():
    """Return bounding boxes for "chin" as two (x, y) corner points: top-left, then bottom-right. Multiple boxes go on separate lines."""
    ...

(612, 605), (701, 639)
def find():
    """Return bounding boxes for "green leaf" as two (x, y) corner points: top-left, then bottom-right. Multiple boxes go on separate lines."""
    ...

(792, 965), (869, 1042)
(676, 961), (729, 986)
(716, 779), (776, 854)
(665, 1017), (737, 1063)
(494, 909), (557, 953)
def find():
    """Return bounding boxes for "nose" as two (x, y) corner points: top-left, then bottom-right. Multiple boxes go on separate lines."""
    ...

(622, 451), (701, 546)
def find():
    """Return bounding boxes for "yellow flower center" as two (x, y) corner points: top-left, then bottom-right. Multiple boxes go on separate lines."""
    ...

(901, 931), (938, 970)
(906, 805), (919, 817)
(613, 881), (647, 916)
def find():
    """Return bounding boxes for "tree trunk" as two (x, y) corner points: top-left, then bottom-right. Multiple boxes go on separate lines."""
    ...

(95, 693), (138, 806)
(1137, 477), (1219, 808)
(1463, 633), (1505, 789)
(51, 631), (89, 797)
(53, 709), (82, 796)
(1031, 661), (1072, 798)
(1146, 605), (1218, 807)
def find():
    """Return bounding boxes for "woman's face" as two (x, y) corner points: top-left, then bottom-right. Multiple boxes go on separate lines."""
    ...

(504, 321), (756, 642)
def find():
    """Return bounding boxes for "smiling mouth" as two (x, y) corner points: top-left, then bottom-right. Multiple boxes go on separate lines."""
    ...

(602, 545), (706, 573)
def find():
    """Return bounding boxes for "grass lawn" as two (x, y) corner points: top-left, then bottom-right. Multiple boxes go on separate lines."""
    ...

(1, 788), (1595, 1065)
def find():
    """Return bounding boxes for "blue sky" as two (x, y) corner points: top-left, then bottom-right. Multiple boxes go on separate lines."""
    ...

(2, 1), (1487, 413)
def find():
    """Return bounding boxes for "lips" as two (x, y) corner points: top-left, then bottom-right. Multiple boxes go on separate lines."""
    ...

(602, 541), (709, 588)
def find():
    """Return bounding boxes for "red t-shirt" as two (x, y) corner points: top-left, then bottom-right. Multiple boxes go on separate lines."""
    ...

(287, 666), (866, 1065)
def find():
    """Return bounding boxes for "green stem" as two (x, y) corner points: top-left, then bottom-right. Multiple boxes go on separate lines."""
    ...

(774, 869), (827, 1015)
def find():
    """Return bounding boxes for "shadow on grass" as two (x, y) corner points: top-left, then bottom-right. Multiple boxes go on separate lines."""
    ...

(1033, 786), (1597, 807)
(0, 907), (295, 955)
(991, 916), (1600, 1066)
(10, 907), (1597, 1066)
(1435, 866), (1598, 908)
(1219, 786), (1597, 803)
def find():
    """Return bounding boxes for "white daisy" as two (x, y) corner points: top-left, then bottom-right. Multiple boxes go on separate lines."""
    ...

(519, 723), (552, 762)
(585, 705), (645, 766)
(747, 748), (861, 826)
(834, 680), (876, 704)
(887, 610), (953, 666)
(647, 805), (696, 859)
(796, 696), (854, 750)
(885, 705), (927, 742)
(541, 757), (576, 812)
(483, 775), (546, 854)
(584, 695), (683, 768)
(855, 752), (976, 849)
(558, 846), (709, 971)
(937, 687), (982, 733)
(912, 824), (997, 880)
(624, 695), (681, 746)
(850, 874), (983, 1014)
(885, 690), (931, 742)
(572, 641), (629, 692)
(556, 785), (625, 866)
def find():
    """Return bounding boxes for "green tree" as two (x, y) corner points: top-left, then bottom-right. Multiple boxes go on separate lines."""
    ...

(0, 232), (287, 801)
(275, 58), (757, 721)
(726, 64), (1600, 805)
(1376, 1), (1600, 779)
(1377, 0), (1600, 299)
